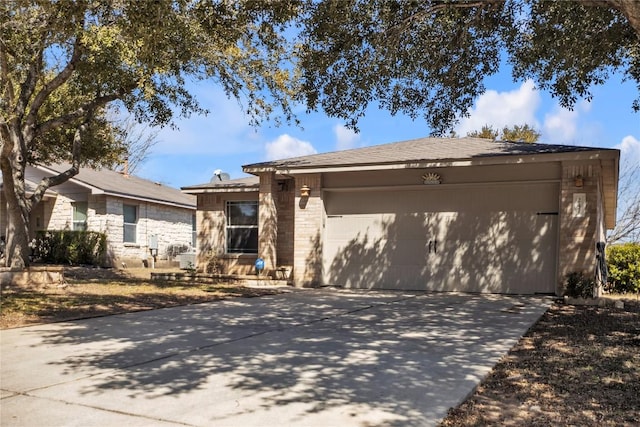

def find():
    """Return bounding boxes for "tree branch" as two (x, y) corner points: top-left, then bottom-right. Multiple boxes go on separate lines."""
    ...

(14, 36), (45, 124)
(23, 36), (84, 140)
(29, 111), (93, 208)
(33, 92), (122, 138)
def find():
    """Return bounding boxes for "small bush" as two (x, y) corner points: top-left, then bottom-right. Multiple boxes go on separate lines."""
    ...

(606, 243), (640, 294)
(564, 271), (595, 298)
(33, 230), (107, 266)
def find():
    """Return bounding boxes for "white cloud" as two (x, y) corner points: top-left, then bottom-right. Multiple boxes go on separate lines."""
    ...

(616, 135), (640, 166)
(455, 80), (541, 136)
(543, 108), (579, 143)
(333, 124), (361, 151)
(542, 100), (592, 144)
(265, 134), (317, 160)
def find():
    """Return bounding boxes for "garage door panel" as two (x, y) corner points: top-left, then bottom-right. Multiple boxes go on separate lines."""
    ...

(323, 183), (558, 294)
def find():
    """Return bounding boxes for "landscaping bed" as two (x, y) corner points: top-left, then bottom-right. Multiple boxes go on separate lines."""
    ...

(440, 299), (640, 426)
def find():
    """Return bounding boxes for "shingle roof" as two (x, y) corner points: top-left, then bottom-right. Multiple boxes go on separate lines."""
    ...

(243, 136), (616, 172)
(38, 163), (196, 209)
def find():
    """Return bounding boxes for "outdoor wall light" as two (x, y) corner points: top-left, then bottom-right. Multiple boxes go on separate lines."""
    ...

(300, 184), (311, 197)
(574, 175), (584, 188)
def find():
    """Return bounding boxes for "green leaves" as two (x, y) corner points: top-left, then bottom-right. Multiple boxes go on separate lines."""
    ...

(507, 0), (638, 111)
(466, 124), (541, 143)
(606, 243), (640, 294)
(297, 0), (513, 134)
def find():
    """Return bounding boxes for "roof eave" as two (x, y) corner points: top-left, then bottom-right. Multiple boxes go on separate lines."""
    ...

(103, 192), (195, 209)
(242, 166), (277, 175)
(244, 149), (621, 175)
(34, 164), (105, 194)
(601, 156), (620, 230)
(182, 186), (259, 194)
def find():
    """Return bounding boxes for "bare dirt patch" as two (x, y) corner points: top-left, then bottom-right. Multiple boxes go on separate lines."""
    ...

(0, 266), (286, 329)
(440, 300), (640, 427)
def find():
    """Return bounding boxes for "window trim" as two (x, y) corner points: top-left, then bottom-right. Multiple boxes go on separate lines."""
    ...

(191, 214), (197, 247)
(123, 204), (138, 244)
(225, 200), (258, 254)
(72, 202), (88, 231)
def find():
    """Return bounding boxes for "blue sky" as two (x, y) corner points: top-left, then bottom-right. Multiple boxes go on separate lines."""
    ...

(136, 68), (640, 190)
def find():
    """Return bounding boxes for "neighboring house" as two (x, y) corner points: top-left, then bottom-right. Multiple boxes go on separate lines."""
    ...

(182, 137), (619, 295)
(1, 164), (196, 266)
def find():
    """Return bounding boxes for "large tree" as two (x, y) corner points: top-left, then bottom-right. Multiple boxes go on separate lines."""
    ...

(3, 0), (639, 269)
(1, 0), (300, 268)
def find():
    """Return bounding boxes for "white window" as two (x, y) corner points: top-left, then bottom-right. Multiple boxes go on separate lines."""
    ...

(226, 201), (258, 254)
(123, 204), (137, 243)
(72, 202), (88, 231)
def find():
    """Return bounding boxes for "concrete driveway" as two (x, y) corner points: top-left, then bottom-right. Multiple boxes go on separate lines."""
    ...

(1, 289), (552, 427)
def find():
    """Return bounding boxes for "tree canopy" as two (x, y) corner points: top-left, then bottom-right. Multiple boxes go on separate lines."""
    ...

(2, 0), (639, 268)
(297, 0), (640, 134)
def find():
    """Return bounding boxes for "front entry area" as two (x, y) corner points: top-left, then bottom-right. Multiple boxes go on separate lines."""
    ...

(323, 182), (559, 294)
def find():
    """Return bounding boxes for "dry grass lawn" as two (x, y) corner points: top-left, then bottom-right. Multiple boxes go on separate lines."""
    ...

(0, 266), (285, 329)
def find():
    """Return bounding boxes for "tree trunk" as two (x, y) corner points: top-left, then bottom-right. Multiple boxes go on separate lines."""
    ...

(0, 137), (32, 269)
(3, 194), (31, 270)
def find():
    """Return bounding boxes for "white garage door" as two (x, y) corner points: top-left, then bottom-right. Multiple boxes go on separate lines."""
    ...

(323, 182), (558, 294)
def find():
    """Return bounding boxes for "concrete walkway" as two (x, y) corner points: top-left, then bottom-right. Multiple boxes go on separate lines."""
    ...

(1, 290), (552, 427)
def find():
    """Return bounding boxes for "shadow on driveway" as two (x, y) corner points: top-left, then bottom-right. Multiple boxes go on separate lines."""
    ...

(1, 290), (551, 426)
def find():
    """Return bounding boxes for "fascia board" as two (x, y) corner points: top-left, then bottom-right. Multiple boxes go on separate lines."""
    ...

(101, 191), (196, 210)
(34, 164), (104, 194)
(266, 150), (620, 175)
(181, 187), (259, 194)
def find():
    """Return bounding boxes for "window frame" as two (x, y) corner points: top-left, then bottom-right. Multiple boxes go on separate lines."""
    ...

(191, 214), (197, 247)
(225, 200), (258, 254)
(72, 202), (88, 231)
(123, 204), (138, 244)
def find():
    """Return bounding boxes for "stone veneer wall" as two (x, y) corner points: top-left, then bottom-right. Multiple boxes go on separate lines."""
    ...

(196, 192), (258, 275)
(557, 160), (602, 294)
(104, 196), (194, 264)
(293, 173), (323, 286)
(43, 194), (193, 266)
(258, 173), (278, 275)
(196, 193), (225, 270)
(276, 179), (295, 272)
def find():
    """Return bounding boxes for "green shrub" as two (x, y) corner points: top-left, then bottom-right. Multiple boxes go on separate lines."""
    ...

(33, 230), (107, 266)
(564, 271), (595, 298)
(606, 243), (640, 294)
